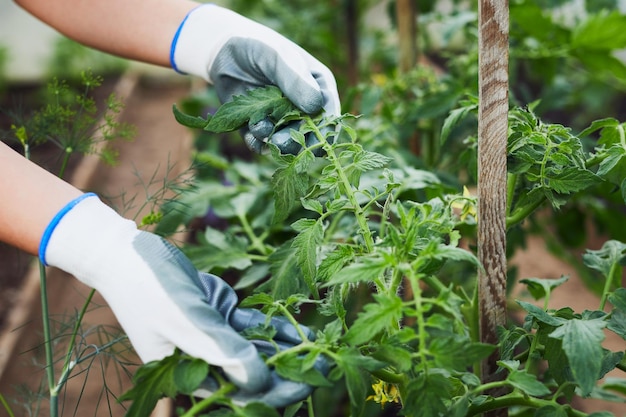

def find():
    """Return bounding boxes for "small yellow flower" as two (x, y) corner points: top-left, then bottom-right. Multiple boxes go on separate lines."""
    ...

(366, 378), (401, 408)
(451, 186), (477, 221)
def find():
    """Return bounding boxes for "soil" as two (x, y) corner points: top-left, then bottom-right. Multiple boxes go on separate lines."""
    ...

(0, 73), (624, 417)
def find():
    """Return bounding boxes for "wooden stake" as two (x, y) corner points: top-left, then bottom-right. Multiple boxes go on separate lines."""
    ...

(477, 0), (509, 391)
(396, 0), (417, 73)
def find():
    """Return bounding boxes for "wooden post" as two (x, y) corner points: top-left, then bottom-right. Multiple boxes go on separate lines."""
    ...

(396, 0), (417, 73)
(477, 0), (509, 393)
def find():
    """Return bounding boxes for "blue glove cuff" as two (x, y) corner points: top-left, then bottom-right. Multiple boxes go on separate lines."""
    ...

(169, 4), (209, 74)
(38, 192), (98, 266)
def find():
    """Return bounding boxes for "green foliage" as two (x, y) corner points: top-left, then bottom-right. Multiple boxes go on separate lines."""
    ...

(4, 70), (135, 177)
(122, 1), (626, 416)
(122, 83), (626, 417)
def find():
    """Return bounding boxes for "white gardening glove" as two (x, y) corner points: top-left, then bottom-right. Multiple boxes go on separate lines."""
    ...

(39, 193), (274, 394)
(170, 4), (341, 154)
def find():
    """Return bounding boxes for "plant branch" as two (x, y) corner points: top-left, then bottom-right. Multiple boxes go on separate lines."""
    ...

(39, 262), (58, 417)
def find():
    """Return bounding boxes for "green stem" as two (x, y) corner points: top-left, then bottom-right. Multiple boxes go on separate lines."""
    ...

(0, 393), (15, 417)
(53, 289), (96, 393)
(407, 271), (429, 365)
(238, 212), (270, 255)
(39, 262), (57, 417)
(275, 303), (313, 343)
(600, 261), (620, 311)
(180, 383), (235, 417)
(506, 173), (517, 217)
(305, 117), (375, 252)
(307, 395), (315, 417)
(466, 392), (586, 417)
(58, 148), (72, 180)
(524, 326), (542, 375)
(506, 195), (546, 229)
(370, 368), (406, 384)
(53, 336), (126, 395)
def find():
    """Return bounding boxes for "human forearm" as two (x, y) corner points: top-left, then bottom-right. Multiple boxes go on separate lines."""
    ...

(0, 142), (82, 255)
(14, 0), (198, 67)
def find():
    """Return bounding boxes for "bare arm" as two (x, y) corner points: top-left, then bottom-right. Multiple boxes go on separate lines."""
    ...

(14, 0), (199, 67)
(0, 142), (82, 255)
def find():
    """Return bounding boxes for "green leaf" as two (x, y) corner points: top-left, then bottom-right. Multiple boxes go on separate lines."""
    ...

(507, 367), (552, 397)
(441, 99), (478, 144)
(519, 276), (569, 301)
(608, 288), (626, 312)
(323, 257), (388, 287)
(545, 167), (600, 194)
(583, 240), (626, 278)
(602, 377), (626, 396)
(273, 352), (332, 387)
(550, 317), (607, 395)
(344, 293), (403, 345)
(572, 10), (626, 51)
(402, 372), (451, 417)
(172, 104), (209, 129)
(258, 240), (310, 299)
(517, 300), (566, 327)
(597, 146), (626, 178)
(205, 86), (298, 133)
(579, 117), (620, 138)
(335, 347), (385, 417)
(429, 337), (496, 371)
(608, 308), (626, 340)
(317, 245), (355, 283)
(291, 218), (324, 290)
(271, 156), (310, 224)
(352, 150), (392, 172)
(120, 354), (180, 417)
(174, 358), (209, 395)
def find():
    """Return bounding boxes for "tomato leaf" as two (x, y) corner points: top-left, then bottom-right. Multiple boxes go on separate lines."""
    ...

(344, 293), (403, 345)
(205, 86), (298, 133)
(549, 317), (607, 395)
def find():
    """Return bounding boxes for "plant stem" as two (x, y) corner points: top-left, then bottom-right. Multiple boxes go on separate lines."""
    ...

(600, 261), (620, 310)
(371, 368), (405, 384)
(307, 395), (315, 417)
(0, 393), (15, 417)
(180, 383), (235, 417)
(305, 117), (375, 252)
(39, 262), (58, 417)
(52, 289), (96, 395)
(506, 195), (546, 229)
(238, 212), (270, 255)
(466, 391), (586, 417)
(275, 302), (314, 343)
(58, 148), (72, 180)
(506, 173), (517, 217)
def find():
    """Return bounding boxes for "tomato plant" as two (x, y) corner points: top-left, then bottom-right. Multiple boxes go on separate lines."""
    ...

(119, 85), (626, 417)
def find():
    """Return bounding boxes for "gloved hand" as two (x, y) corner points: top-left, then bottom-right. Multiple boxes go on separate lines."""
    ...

(39, 193), (315, 405)
(170, 4), (341, 155)
(195, 272), (329, 408)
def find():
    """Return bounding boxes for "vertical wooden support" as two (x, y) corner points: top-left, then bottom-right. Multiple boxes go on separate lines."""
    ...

(396, 0), (418, 73)
(477, 0), (509, 391)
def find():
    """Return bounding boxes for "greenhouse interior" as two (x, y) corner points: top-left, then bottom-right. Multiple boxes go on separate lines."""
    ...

(1, 1), (626, 416)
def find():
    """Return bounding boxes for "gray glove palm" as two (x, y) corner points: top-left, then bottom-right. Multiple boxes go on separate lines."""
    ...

(170, 4), (341, 154)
